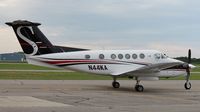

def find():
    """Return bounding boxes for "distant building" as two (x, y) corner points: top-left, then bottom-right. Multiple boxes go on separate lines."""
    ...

(0, 52), (26, 62)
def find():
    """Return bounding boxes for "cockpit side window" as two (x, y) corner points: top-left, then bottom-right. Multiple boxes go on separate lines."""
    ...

(161, 54), (165, 59)
(154, 53), (160, 59)
(161, 54), (167, 59)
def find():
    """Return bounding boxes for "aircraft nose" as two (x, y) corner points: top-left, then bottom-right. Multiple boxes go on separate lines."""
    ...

(168, 58), (184, 64)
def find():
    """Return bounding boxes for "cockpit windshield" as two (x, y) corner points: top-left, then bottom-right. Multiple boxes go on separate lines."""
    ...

(154, 53), (167, 59)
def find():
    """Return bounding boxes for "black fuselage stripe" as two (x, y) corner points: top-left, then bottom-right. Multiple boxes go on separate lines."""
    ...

(56, 63), (128, 67)
(39, 58), (149, 66)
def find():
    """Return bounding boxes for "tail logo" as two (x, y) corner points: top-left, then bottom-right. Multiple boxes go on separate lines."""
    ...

(16, 26), (38, 55)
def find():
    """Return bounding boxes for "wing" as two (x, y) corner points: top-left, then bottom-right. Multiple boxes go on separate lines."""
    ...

(132, 62), (183, 73)
(114, 62), (183, 76)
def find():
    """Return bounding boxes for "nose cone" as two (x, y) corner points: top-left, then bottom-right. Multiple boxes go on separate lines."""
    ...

(189, 64), (196, 69)
(167, 58), (184, 64)
(167, 58), (196, 69)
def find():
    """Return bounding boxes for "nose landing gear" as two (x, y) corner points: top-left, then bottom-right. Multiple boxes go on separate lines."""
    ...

(184, 82), (191, 90)
(184, 49), (192, 90)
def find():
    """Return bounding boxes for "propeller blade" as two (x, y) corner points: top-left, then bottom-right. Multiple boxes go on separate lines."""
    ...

(188, 49), (191, 64)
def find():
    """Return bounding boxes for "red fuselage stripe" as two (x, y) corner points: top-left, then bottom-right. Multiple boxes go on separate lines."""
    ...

(42, 60), (110, 65)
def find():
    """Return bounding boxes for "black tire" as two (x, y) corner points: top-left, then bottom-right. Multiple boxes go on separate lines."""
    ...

(112, 82), (120, 88)
(135, 85), (144, 92)
(135, 85), (139, 90)
(184, 82), (191, 90)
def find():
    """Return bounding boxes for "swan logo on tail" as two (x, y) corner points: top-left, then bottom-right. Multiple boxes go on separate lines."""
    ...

(16, 26), (38, 55)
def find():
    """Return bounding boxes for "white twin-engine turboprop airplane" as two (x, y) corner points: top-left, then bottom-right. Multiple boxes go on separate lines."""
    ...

(6, 20), (196, 92)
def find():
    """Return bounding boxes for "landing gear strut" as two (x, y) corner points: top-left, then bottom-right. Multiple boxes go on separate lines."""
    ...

(135, 79), (144, 92)
(112, 77), (120, 88)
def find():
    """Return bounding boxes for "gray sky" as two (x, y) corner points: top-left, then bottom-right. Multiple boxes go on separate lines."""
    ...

(0, 0), (200, 58)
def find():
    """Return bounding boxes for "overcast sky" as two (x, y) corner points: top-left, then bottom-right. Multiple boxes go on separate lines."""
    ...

(0, 0), (200, 58)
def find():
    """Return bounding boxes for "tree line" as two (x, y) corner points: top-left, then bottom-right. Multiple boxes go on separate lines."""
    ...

(175, 57), (200, 64)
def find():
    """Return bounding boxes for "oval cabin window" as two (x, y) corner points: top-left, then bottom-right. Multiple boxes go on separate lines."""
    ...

(111, 54), (116, 59)
(140, 53), (145, 59)
(85, 55), (90, 59)
(132, 54), (137, 59)
(125, 54), (130, 59)
(118, 54), (123, 59)
(99, 54), (105, 59)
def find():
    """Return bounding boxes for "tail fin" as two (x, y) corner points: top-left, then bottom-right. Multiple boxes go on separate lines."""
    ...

(6, 20), (62, 56)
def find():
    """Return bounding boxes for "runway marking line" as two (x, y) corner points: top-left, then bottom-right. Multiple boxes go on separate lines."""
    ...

(0, 96), (72, 107)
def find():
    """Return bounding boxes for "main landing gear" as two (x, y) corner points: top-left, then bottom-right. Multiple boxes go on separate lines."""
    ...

(112, 77), (144, 92)
(135, 80), (144, 92)
(112, 77), (120, 88)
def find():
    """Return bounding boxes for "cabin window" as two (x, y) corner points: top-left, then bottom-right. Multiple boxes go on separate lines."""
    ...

(85, 55), (90, 59)
(125, 54), (130, 59)
(132, 54), (137, 59)
(99, 54), (105, 59)
(140, 53), (145, 59)
(118, 54), (123, 59)
(111, 54), (116, 59)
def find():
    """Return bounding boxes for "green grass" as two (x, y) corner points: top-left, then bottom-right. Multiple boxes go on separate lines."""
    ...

(0, 63), (113, 80)
(190, 64), (200, 72)
(161, 73), (200, 80)
(0, 63), (55, 70)
(0, 63), (199, 80)
(0, 71), (112, 80)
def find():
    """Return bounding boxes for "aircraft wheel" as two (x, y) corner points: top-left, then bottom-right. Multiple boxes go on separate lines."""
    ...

(135, 85), (144, 92)
(184, 82), (191, 90)
(112, 81), (120, 88)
